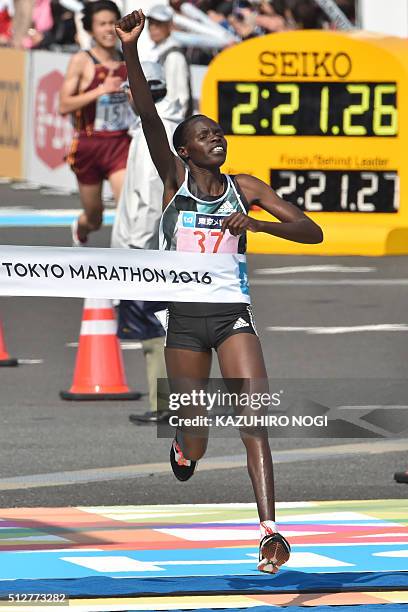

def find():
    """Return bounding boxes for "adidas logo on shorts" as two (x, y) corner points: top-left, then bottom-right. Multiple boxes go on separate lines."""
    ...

(233, 317), (250, 330)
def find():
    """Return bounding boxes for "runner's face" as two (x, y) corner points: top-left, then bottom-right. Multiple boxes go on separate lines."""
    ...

(182, 119), (227, 168)
(91, 10), (118, 48)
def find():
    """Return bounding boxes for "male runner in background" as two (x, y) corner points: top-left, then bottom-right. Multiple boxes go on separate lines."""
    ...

(59, 0), (131, 245)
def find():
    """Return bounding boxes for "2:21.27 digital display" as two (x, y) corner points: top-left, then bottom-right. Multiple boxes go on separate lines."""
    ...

(218, 82), (397, 137)
(271, 170), (399, 213)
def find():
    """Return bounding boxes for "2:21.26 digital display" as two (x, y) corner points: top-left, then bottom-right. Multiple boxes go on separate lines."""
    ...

(218, 82), (398, 137)
(270, 170), (399, 213)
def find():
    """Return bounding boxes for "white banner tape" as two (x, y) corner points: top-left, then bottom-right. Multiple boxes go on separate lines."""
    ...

(0, 245), (251, 303)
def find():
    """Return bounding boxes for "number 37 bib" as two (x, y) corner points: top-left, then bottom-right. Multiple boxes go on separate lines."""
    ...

(176, 211), (239, 254)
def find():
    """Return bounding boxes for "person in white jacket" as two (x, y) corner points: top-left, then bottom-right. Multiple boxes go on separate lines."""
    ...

(111, 61), (184, 424)
(145, 4), (191, 119)
(112, 61), (183, 250)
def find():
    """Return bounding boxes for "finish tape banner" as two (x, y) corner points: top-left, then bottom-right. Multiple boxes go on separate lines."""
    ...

(0, 245), (250, 303)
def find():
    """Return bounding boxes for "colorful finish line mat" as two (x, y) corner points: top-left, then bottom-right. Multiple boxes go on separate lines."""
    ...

(0, 500), (407, 610)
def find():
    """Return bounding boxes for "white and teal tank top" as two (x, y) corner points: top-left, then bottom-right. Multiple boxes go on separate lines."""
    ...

(159, 170), (250, 317)
(159, 170), (249, 255)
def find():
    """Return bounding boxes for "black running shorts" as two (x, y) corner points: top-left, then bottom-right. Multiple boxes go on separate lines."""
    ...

(165, 304), (258, 352)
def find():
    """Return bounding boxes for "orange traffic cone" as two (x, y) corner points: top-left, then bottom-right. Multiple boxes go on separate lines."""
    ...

(0, 318), (18, 367)
(60, 298), (140, 400)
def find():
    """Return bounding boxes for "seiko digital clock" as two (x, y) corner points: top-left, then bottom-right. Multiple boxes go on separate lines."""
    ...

(201, 31), (408, 254)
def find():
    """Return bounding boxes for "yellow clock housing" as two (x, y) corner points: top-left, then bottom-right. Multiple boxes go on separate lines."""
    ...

(200, 30), (408, 255)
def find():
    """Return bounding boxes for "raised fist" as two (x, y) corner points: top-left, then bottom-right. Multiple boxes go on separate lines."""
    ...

(115, 9), (145, 45)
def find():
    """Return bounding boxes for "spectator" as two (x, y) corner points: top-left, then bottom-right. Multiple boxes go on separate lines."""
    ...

(169, 0), (185, 14)
(9, 0), (357, 54)
(286, 0), (325, 29)
(227, 0), (288, 40)
(37, 0), (76, 49)
(21, 0), (52, 47)
(227, 1), (260, 40)
(12, 0), (33, 47)
(255, 0), (287, 32)
(146, 4), (192, 118)
(0, 0), (12, 44)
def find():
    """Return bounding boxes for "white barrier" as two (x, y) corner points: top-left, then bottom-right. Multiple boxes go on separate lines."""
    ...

(359, 0), (408, 36)
(26, 51), (76, 191)
(0, 48), (30, 180)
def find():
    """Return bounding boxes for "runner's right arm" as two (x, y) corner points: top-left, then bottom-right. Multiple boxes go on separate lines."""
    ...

(59, 53), (122, 115)
(115, 10), (183, 192)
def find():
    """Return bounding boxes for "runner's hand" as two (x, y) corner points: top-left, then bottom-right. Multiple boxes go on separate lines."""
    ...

(115, 10), (145, 45)
(221, 212), (261, 236)
(101, 69), (122, 94)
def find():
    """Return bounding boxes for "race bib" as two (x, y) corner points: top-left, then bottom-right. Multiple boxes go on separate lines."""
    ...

(94, 92), (130, 132)
(176, 212), (239, 254)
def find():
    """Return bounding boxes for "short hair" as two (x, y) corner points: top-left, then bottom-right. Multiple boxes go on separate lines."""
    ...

(172, 114), (211, 153)
(292, 0), (324, 30)
(291, 0), (324, 29)
(82, 0), (121, 32)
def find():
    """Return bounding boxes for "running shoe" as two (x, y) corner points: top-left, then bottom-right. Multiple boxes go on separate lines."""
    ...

(170, 436), (196, 481)
(71, 218), (87, 247)
(129, 410), (171, 424)
(394, 470), (408, 483)
(257, 532), (291, 574)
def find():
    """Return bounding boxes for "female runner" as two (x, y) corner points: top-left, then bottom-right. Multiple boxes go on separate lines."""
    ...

(115, 10), (323, 574)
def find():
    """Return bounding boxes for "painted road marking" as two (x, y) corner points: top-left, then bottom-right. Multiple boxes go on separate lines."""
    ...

(267, 324), (408, 334)
(61, 552), (353, 570)
(0, 439), (407, 491)
(2, 544), (408, 578)
(17, 359), (44, 364)
(272, 512), (396, 524)
(0, 534), (68, 542)
(0, 209), (115, 227)
(157, 528), (329, 541)
(11, 182), (41, 190)
(84, 502), (315, 513)
(66, 341), (142, 350)
(255, 265), (375, 275)
(251, 279), (408, 286)
(248, 551), (353, 568)
(0, 500), (407, 594)
(373, 550), (408, 557)
(356, 533), (408, 539)
(62, 556), (164, 572)
(149, 559), (256, 566)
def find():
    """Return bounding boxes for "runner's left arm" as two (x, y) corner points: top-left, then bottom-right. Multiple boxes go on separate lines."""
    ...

(222, 174), (323, 244)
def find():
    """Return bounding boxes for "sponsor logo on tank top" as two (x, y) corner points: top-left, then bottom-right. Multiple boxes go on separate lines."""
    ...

(217, 201), (235, 214)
